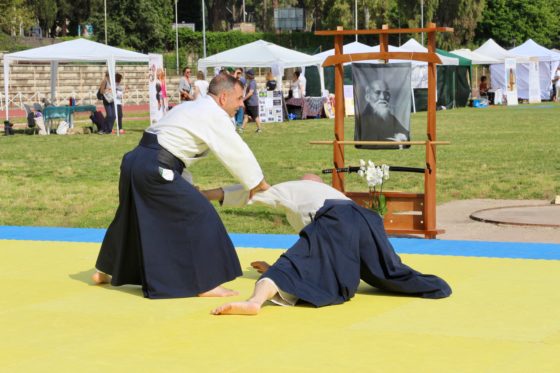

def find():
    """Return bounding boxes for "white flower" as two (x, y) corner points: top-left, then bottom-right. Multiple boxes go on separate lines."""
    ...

(357, 160), (389, 188)
(382, 164), (390, 180)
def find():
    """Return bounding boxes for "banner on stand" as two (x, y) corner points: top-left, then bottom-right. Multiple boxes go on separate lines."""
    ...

(352, 63), (411, 149)
(148, 53), (167, 125)
(505, 58), (518, 106)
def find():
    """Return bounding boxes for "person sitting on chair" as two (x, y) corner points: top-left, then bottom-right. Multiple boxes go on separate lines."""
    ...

(479, 76), (489, 96)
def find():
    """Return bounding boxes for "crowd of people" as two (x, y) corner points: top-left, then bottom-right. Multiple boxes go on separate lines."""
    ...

(175, 66), (309, 132)
(94, 66), (311, 136)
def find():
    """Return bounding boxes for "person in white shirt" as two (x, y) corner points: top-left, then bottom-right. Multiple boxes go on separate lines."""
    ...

(203, 175), (452, 316)
(298, 71), (307, 97)
(289, 70), (305, 99)
(194, 70), (209, 99)
(114, 72), (125, 134)
(92, 74), (270, 299)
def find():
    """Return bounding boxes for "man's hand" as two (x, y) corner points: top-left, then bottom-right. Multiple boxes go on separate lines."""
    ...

(201, 188), (224, 202)
(249, 179), (270, 199)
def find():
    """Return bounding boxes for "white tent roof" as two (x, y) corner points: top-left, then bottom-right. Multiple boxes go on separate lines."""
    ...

(473, 39), (530, 63)
(4, 38), (149, 127)
(313, 41), (376, 63)
(450, 48), (499, 65)
(197, 39), (323, 70)
(400, 38), (458, 65)
(509, 39), (560, 62)
(4, 38), (149, 63)
(313, 41), (429, 66)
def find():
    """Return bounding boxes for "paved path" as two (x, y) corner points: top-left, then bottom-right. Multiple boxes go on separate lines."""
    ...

(437, 199), (560, 244)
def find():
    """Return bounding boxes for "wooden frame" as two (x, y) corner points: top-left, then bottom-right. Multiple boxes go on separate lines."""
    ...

(314, 24), (453, 238)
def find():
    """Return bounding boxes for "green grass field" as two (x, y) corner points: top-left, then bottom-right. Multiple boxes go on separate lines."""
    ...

(1, 103), (559, 233)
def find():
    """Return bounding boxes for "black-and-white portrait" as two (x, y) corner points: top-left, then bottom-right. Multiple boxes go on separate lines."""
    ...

(353, 63), (412, 149)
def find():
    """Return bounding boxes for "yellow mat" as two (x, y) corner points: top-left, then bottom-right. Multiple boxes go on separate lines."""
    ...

(1, 240), (559, 372)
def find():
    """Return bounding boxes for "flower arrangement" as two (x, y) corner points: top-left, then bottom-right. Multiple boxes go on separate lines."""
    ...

(357, 159), (390, 217)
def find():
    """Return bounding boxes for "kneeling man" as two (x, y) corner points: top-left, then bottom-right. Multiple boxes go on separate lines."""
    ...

(203, 175), (451, 315)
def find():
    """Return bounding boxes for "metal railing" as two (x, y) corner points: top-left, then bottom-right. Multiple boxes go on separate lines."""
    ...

(0, 89), (182, 112)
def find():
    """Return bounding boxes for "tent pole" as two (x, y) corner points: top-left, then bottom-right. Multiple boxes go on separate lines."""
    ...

(3, 58), (10, 121)
(175, 0), (179, 75)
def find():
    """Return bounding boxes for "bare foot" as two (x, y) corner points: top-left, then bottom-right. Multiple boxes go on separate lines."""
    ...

(250, 261), (271, 274)
(198, 285), (239, 297)
(211, 301), (261, 315)
(92, 271), (111, 284)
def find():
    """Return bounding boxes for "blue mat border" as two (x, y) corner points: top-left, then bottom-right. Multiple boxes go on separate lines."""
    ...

(1, 226), (559, 260)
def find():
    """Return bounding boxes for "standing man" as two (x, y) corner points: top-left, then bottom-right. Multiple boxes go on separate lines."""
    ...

(233, 68), (245, 132)
(92, 74), (270, 299)
(179, 67), (194, 102)
(242, 69), (263, 133)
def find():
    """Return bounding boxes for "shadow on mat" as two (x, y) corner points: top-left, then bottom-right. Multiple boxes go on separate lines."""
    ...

(356, 286), (424, 299)
(69, 268), (144, 297)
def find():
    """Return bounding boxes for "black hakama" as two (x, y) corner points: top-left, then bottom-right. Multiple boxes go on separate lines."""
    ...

(263, 200), (452, 307)
(96, 132), (242, 299)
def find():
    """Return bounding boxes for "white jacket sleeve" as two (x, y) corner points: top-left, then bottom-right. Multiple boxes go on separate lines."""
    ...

(194, 109), (264, 190)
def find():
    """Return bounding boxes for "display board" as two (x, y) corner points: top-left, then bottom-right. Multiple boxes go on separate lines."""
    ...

(258, 90), (284, 123)
(505, 58), (518, 106)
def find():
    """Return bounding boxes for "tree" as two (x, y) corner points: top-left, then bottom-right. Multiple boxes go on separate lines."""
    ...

(30, 0), (58, 37)
(475, 0), (560, 48)
(0, 0), (35, 36)
(434, 0), (485, 49)
(361, 0), (396, 29)
(322, 0), (353, 30)
(54, 0), (94, 36)
(89, 0), (173, 51)
(206, 0), (229, 31)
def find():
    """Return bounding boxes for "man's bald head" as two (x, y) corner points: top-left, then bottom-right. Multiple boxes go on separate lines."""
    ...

(301, 174), (324, 183)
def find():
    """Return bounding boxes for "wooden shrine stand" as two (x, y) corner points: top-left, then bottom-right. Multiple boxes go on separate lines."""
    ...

(313, 24), (452, 238)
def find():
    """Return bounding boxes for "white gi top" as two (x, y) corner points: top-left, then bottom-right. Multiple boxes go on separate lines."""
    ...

(222, 180), (351, 232)
(147, 96), (263, 190)
(223, 179), (351, 307)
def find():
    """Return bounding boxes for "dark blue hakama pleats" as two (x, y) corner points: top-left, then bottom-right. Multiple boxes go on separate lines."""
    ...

(263, 200), (452, 307)
(96, 133), (242, 299)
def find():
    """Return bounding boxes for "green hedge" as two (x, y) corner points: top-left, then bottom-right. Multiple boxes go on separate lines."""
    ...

(167, 29), (343, 60)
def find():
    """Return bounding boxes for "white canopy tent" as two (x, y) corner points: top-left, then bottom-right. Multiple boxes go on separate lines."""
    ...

(509, 39), (560, 99)
(473, 38), (530, 63)
(314, 41), (378, 65)
(473, 39), (531, 99)
(313, 41), (433, 90)
(197, 39), (325, 91)
(314, 41), (429, 66)
(449, 48), (499, 65)
(3, 38), (149, 132)
(400, 39), (459, 65)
